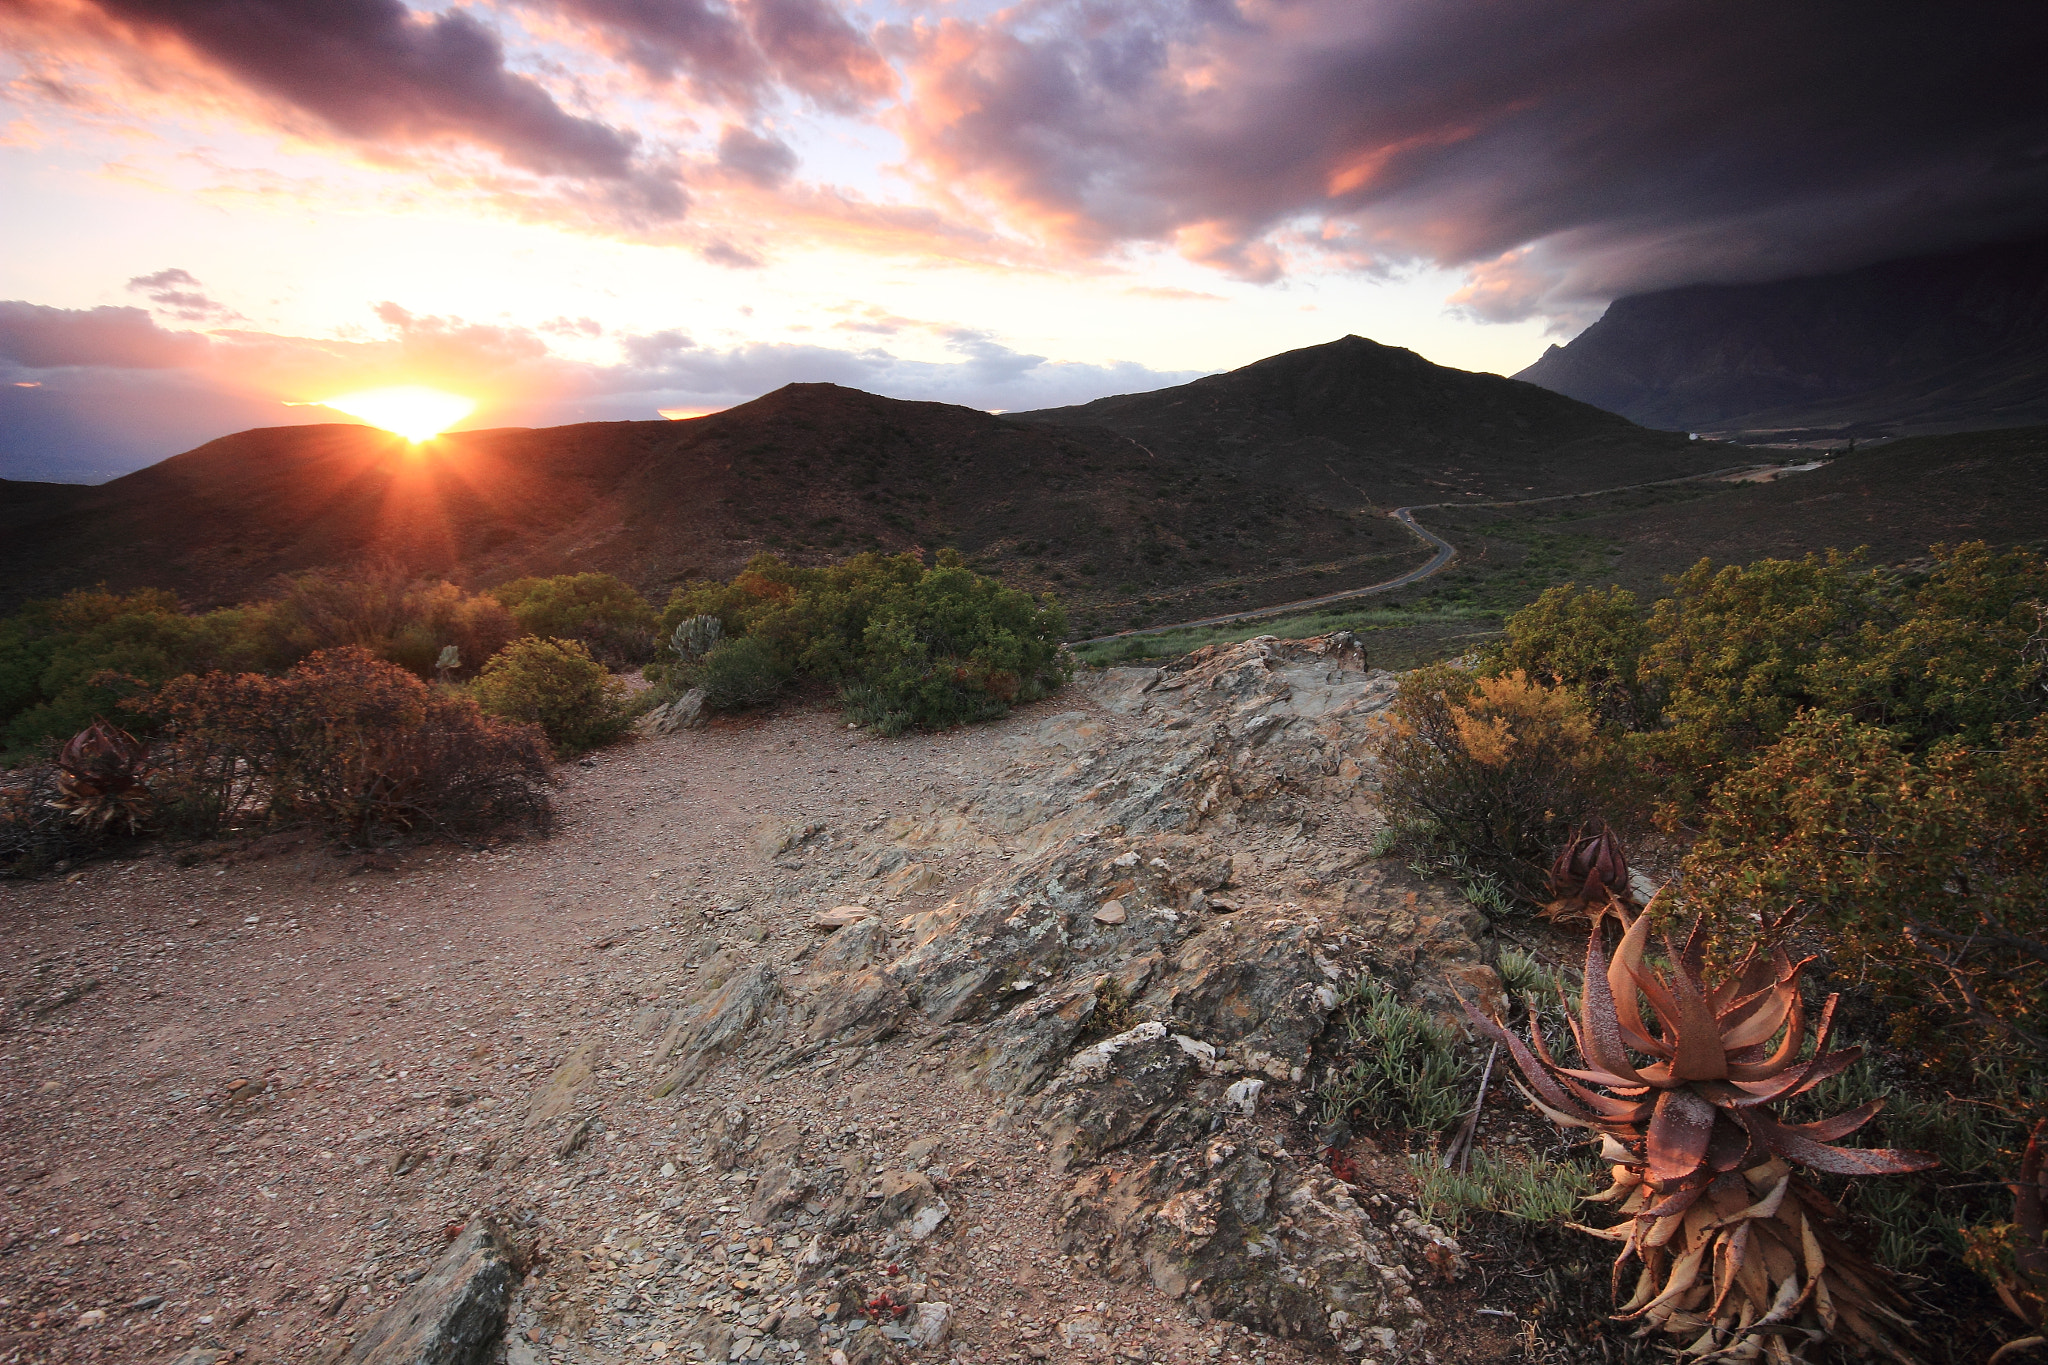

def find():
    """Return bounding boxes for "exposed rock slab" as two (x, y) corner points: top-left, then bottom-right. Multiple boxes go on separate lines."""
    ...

(337, 1216), (516, 1365)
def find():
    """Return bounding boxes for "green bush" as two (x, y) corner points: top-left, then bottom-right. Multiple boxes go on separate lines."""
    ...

(492, 573), (657, 666)
(261, 564), (518, 680)
(1486, 583), (1653, 728)
(691, 636), (793, 711)
(1, 589), (271, 754)
(1683, 709), (2048, 1059)
(652, 550), (1069, 731)
(472, 637), (634, 752)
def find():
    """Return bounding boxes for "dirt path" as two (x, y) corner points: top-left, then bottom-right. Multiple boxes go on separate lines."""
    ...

(2, 688), (1363, 1365)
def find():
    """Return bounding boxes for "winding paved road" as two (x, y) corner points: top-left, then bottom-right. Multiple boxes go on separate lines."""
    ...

(1074, 463), (1762, 647)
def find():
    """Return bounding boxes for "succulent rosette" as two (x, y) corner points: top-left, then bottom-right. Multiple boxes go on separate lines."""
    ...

(1466, 914), (1937, 1362)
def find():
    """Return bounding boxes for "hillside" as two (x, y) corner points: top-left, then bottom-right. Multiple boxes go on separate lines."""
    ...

(1017, 333), (1710, 499)
(1515, 235), (2048, 439)
(0, 338), (1728, 634)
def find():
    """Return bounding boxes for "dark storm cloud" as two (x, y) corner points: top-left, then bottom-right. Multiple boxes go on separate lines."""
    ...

(80, 0), (679, 198)
(901, 0), (2048, 312)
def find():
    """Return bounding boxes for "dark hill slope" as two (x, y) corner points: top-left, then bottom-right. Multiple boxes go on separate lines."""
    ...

(1016, 334), (1722, 501)
(0, 342), (1735, 634)
(0, 384), (1419, 630)
(1515, 236), (2048, 438)
(1415, 426), (2048, 608)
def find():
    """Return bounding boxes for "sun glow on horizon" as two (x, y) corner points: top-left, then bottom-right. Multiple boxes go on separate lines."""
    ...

(314, 386), (477, 441)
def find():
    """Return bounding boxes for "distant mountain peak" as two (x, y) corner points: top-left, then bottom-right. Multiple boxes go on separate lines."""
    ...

(1516, 234), (2048, 438)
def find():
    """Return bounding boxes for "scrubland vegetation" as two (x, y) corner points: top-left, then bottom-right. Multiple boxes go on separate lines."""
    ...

(648, 549), (1070, 735)
(0, 550), (1067, 868)
(1360, 540), (2048, 1359)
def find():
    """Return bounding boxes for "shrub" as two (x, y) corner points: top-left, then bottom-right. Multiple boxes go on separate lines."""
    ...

(1, 590), (270, 753)
(492, 573), (657, 666)
(842, 563), (1070, 734)
(692, 636), (793, 711)
(1370, 664), (1628, 896)
(262, 564), (517, 679)
(652, 551), (1070, 731)
(1487, 583), (1654, 728)
(473, 637), (634, 753)
(147, 647), (551, 840)
(1683, 710), (2048, 1058)
(1635, 550), (1868, 804)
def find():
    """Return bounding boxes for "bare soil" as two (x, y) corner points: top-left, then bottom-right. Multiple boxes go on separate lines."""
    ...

(1, 693), (1419, 1365)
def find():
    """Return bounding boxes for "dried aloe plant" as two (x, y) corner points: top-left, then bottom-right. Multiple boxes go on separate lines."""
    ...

(50, 718), (151, 835)
(1542, 820), (1634, 925)
(1466, 914), (1937, 1363)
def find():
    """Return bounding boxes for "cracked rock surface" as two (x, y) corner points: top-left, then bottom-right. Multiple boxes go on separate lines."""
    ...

(1, 634), (1495, 1365)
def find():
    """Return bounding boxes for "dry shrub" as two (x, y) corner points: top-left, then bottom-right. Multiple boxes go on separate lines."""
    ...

(1371, 664), (1630, 896)
(148, 647), (551, 841)
(263, 564), (517, 678)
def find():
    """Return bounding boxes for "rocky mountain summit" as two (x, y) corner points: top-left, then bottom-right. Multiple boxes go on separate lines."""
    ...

(0, 635), (1506, 1365)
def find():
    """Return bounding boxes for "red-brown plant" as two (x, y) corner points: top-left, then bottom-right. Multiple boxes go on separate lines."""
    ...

(50, 718), (151, 835)
(1466, 915), (1937, 1362)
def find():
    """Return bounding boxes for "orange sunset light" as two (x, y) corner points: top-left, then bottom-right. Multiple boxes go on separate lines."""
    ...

(317, 386), (477, 441)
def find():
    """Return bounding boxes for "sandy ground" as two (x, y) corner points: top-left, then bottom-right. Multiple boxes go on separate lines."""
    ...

(1, 690), (1381, 1365)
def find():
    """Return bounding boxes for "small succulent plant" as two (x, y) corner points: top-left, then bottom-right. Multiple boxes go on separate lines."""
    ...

(1972, 1120), (2046, 1364)
(50, 718), (151, 835)
(670, 614), (724, 665)
(1466, 914), (1937, 1363)
(1542, 819), (1633, 924)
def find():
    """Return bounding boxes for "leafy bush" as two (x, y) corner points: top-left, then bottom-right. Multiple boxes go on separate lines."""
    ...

(1684, 710), (2048, 1057)
(146, 647), (551, 840)
(262, 564), (518, 680)
(654, 550), (1069, 731)
(472, 636), (634, 753)
(492, 573), (657, 666)
(1370, 664), (1629, 896)
(0, 589), (270, 753)
(692, 636), (793, 711)
(1487, 583), (1653, 728)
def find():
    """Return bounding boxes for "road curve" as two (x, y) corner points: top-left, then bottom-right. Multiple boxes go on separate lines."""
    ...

(1071, 462), (1763, 648)
(1072, 504), (1455, 646)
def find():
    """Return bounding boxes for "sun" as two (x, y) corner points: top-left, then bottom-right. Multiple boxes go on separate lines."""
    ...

(317, 386), (476, 441)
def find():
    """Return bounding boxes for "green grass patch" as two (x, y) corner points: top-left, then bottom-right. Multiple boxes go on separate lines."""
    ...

(1072, 603), (1494, 666)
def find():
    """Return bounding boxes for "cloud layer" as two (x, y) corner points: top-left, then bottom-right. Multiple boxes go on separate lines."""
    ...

(7, 0), (2041, 313)
(895, 0), (2048, 314)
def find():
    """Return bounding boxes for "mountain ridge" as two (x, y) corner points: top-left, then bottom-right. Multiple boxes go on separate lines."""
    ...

(1514, 235), (2048, 438)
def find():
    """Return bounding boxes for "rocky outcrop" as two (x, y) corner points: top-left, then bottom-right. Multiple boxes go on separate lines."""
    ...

(1060, 1140), (1462, 1354)
(337, 1217), (516, 1365)
(620, 635), (1490, 1356)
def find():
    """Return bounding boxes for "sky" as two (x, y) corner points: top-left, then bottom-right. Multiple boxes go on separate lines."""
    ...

(2, 0), (2044, 481)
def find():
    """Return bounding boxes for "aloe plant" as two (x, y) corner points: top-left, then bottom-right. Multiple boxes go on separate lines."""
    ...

(1466, 914), (1937, 1363)
(670, 614), (724, 665)
(51, 718), (151, 835)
